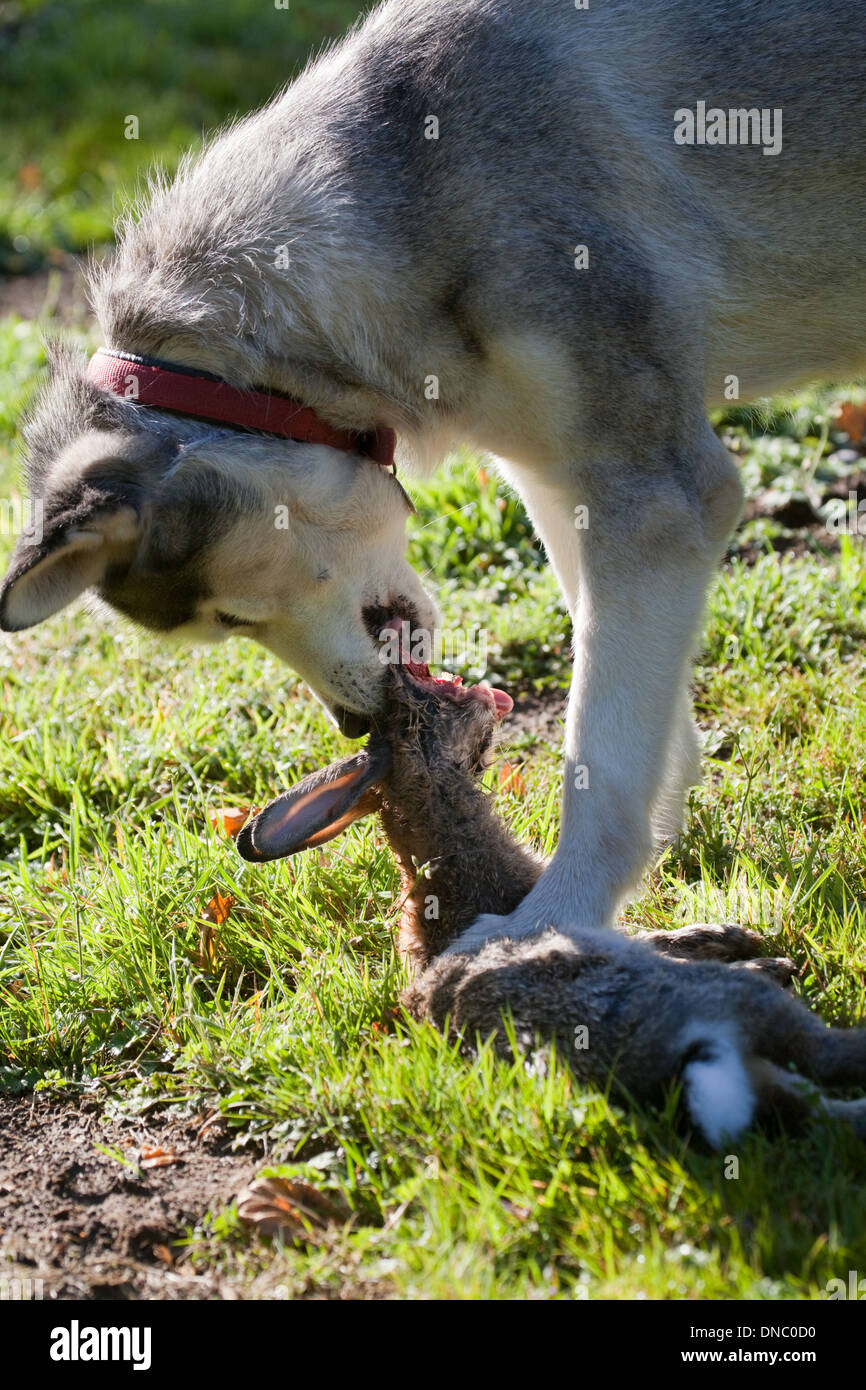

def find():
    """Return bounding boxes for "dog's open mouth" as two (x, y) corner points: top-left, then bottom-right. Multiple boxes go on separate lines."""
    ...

(375, 613), (512, 720)
(401, 658), (513, 720)
(336, 611), (512, 730)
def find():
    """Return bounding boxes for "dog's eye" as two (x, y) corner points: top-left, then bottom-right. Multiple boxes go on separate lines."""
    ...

(215, 610), (255, 629)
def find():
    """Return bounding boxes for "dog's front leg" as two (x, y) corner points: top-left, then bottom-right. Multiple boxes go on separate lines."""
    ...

(450, 427), (742, 951)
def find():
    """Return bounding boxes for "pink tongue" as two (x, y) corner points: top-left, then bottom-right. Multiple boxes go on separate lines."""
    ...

(397, 644), (512, 721)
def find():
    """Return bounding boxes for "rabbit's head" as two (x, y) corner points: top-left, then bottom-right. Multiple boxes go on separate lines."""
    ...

(374, 663), (511, 809)
(236, 661), (512, 863)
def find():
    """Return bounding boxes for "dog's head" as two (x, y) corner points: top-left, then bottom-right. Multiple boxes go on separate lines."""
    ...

(0, 345), (437, 734)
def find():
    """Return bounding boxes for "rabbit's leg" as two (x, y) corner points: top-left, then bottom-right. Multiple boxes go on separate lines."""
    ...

(752, 988), (866, 1088)
(790, 1024), (866, 1088)
(820, 1096), (866, 1139)
(730, 957), (797, 987)
(750, 1059), (866, 1139)
(635, 924), (795, 985)
(634, 923), (764, 961)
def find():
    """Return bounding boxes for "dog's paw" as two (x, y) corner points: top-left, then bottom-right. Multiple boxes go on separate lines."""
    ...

(445, 912), (525, 955)
(446, 894), (567, 955)
(446, 862), (614, 956)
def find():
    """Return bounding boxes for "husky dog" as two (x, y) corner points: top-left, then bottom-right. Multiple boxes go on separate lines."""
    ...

(2, 0), (865, 949)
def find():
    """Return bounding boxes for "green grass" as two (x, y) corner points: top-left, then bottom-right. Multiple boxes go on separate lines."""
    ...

(2, 0), (866, 1302)
(0, 0), (365, 271)
(1, 307), (866, 1299)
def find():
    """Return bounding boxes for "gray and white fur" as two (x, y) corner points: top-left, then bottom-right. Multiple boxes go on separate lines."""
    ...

(2, 1), (866, 940)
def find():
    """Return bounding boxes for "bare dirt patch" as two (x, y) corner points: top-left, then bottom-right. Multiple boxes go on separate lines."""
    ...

(501, 687), (566, 746)
(0, 1093), (259, 1299)
(0, 260), (91, 324)
(727, 469), (866, 565)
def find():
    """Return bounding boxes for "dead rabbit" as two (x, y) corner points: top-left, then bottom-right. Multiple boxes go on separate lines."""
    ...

(239, 665), (866, 1147)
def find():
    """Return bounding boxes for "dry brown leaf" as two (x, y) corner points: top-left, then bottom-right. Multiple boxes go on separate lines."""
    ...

(152, 1243), (175, 1265)
(208, 806), (253, 838)
(834, 400), (866, 445)
(192, 892), (236, 972)
(139, 1145), (180, 1169)
(203, 891), (235, 926)
(370, 1009), (399, 1038)
(499, 761), (527, 797)
(17, 163), (42, 190)
(196, 923), (220, 972)
(236, 1176), (344, 1243)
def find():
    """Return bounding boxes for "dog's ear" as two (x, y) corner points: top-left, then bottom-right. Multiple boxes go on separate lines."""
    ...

(0, 499), (141, 632)
(237, 744), (392, 862)
(0, 430), (149, 632)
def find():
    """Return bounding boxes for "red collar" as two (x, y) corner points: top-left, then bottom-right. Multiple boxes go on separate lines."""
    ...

(86, 347), (397, 469)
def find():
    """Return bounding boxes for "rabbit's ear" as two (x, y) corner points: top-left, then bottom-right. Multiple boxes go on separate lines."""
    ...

(236, 745), (391, 863)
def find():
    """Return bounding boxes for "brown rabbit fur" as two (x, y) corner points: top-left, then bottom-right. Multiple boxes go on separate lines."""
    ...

(242, 668), (866, 1147)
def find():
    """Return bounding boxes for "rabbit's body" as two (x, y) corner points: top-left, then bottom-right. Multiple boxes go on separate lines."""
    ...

(405, 927), (866, 1145)
(240, 666), (866, 1146)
